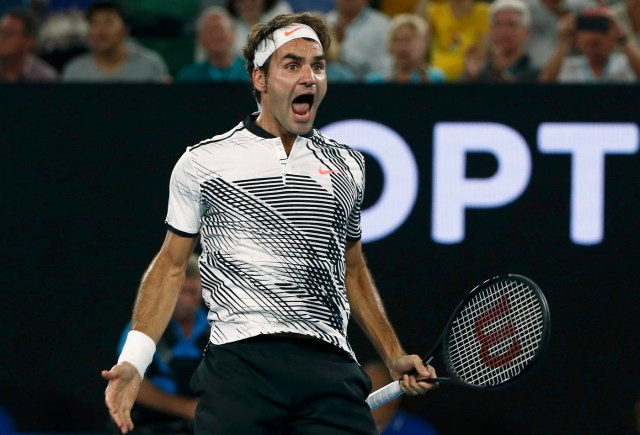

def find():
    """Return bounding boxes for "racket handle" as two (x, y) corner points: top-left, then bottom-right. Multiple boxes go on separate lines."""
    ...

(366, 380), (404, 410)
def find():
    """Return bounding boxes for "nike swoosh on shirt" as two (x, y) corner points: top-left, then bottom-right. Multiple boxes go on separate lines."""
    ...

(284, 27), (304, 37)
(319, 167), (339, 175)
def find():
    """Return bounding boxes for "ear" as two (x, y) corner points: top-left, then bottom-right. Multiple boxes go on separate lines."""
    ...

(252, 67), (267, 93)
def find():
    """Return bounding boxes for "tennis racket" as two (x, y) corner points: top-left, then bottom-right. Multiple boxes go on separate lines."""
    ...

(366, 274), (550, 410)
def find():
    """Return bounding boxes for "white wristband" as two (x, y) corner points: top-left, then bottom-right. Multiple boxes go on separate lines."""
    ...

(117, 330), (156, 380)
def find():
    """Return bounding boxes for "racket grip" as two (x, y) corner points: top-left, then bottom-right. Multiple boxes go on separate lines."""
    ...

(366, 380), (404, 410)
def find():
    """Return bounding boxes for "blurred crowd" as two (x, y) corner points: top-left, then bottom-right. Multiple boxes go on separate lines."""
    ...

(1, 0), (639, 84)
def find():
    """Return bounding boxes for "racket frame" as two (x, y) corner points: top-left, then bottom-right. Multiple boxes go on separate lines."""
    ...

(435, 274), (551, 390)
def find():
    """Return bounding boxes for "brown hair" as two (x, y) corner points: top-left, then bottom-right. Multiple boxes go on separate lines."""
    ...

(242, 13), (331, 103)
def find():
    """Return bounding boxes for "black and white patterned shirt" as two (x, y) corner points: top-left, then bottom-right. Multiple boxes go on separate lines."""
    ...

(165, 114), (365, 358)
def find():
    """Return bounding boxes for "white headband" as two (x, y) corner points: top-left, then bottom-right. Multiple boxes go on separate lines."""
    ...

(253, 23), (322, 68)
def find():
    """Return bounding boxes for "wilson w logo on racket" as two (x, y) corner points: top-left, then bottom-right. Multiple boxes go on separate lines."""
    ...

(367, 274), (550, 409)
(474, 295), (522, 368)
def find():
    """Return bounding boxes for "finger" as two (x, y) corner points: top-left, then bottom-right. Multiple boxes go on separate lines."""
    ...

(399, 374), (415, 395)
(101, 369), (115, 380)
(409, 355), (430, 377)
(110, 405), (132, 434)
(123, 408), (134, 433)
(425, 364), (437, 378)
(109, 407), (125, 433)
(404, 363), (439, 394)
(400, 374), (423, 395)
(102, 364), (123, 380)
(406, 375), (422, 395)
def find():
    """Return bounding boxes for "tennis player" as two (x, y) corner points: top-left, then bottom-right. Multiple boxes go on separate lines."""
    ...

(102, 12), (437, 434)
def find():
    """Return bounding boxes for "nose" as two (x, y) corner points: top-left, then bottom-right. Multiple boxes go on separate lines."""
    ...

(299, 64), (316, 87)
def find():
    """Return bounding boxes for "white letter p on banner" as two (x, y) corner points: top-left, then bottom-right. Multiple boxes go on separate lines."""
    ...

(432, 123), (531, 244)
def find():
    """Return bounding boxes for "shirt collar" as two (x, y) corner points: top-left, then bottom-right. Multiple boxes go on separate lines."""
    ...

(243, 112), (315, 139)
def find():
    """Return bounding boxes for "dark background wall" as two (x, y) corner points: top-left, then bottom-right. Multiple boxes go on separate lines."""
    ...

(1, 84), (638, 434)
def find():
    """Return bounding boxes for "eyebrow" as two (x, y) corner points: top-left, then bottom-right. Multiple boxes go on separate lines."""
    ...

(280, 53), (326, 63)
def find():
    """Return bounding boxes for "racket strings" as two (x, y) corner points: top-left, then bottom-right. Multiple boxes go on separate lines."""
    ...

(447, 279), (545, 386)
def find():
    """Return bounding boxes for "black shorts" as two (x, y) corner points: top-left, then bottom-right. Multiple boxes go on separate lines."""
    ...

(190, 335), (377, 434)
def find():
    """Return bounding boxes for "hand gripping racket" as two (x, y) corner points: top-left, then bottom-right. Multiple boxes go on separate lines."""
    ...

(366, 274), (551, 410)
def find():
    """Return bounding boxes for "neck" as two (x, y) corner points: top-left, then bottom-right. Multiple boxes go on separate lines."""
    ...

(176, 316), (195, 338)
(395, 64), (418, 82)
(278, 130), (296, 155)
(0, 53), (28, 81)
(94, 44), (127, 67)
(493, 47), (524, 68)
(255, 113), (297, 155)
(588, 56), (608, 76)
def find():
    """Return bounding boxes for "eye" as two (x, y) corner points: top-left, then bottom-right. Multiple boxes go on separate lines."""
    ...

(286, 63), (299, 71)
(313, 63), (326, 72)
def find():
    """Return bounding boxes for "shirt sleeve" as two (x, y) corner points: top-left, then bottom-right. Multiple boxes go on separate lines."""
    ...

(346, 152), (364, 241)
(165, 150), (202, 237)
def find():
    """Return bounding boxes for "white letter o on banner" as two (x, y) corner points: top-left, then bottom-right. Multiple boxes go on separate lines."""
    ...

(321, 119), (418, 243)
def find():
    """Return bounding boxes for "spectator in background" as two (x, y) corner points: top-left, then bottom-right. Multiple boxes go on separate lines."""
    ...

(364, 360), (439, 435)
(176, 6), (248, 82)
(464, 0), (539, 83)
(226, 0), (293, 56)
(540, 6), (640, 82)
(325, 0), (391, 80)
(523, 0), (596, 70)
(112, 253), (209, 434)
(613, 0), (640, 48)
(62, 0), (169, 82)
(0, 8), (59, 82)
(415, 0), (490, 82)
(366, 13), (445, 83)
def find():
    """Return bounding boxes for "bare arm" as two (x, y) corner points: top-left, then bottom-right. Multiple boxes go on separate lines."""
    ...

(345, 240), (436, 395)
(102, 230), (198, 433)
(345, 240), (403, 367)
(539, 40), (571, 82)
(136, 380), (197, 421)
(130, 231), (199, 340)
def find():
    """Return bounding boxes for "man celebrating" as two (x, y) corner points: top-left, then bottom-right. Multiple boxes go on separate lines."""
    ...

(102, 12), (436, 434)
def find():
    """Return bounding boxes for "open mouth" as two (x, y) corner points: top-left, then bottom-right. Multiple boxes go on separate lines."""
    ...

(292, 94), (315, 119)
